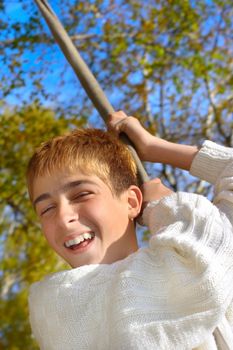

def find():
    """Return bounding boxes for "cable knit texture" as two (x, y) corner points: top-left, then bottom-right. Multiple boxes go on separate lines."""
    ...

(29, 141), (233, 349)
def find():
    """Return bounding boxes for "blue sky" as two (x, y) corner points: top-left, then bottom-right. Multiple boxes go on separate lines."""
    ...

(1, 1), (112, 128)
(2, 0), (231, 256)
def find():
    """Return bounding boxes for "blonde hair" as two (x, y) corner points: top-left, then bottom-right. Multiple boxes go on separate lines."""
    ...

(26, 128), (139, 200)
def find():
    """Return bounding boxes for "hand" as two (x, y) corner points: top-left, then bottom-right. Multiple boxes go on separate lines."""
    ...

(108, 111), (154, 161)
(108, 111), (199, 170)
(136, 178), (173, 225)
(141, 178), (173, 204)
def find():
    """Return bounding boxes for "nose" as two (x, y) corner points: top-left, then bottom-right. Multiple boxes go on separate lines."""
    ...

(57, 201), (79, 228)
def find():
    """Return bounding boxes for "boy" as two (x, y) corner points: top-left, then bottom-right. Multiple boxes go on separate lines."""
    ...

(28, 111), (233, 349)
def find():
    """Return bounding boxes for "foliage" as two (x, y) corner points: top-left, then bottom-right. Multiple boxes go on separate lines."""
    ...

(0, 0), (233, 348)
(0, 104), (85, 348)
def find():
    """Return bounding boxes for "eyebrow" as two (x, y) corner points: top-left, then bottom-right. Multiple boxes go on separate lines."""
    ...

(33, 180), (96, 207)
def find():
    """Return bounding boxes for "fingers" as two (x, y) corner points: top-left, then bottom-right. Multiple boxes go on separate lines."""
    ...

(137, 178), (173, 226)
(108, 110), (128, 124)
(108, 110), (130, 135)
(141, 179), (173, 203)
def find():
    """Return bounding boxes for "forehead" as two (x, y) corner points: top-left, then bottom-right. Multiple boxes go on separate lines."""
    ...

(32, 169), (104, 203)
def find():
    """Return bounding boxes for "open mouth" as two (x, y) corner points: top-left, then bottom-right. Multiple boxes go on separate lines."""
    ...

(64, 232), (95, 250)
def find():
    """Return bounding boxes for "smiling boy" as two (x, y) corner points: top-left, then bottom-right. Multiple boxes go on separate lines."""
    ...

(27, 112), (233, 349)
(32, 170), (141, 267)
(28, 128), (144, 268)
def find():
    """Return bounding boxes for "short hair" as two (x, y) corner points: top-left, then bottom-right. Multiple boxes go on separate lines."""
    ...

(26, 128), (139, 201)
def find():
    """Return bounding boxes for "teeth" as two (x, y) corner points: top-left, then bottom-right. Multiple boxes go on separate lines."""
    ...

(64, 233), (94, 248)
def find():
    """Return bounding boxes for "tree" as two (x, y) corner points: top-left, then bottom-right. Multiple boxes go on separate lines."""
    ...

(1, 0), (233, 348)
(0, 104), (85, 348)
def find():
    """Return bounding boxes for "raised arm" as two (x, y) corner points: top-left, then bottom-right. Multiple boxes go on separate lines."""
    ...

(108, 111), (199, 171)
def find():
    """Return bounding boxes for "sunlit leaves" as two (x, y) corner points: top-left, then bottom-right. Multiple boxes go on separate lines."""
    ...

(0, 103), (84, 347)
(1, 0), (233, 348)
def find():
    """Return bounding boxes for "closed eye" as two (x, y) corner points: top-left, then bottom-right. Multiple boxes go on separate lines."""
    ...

(40, 205), (55, 216)
(71, 192), (93, 201)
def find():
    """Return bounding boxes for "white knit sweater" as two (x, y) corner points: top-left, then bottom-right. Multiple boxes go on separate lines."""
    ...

(29, 141), (233, 350)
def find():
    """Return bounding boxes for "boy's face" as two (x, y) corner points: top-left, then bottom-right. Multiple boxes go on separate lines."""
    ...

(32, 169), (142, 268)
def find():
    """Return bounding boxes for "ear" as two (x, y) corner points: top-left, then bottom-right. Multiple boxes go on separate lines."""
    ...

(127, 185), (143, 220)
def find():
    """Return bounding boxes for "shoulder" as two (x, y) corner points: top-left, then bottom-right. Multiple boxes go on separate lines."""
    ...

(142, 192), (216, 231)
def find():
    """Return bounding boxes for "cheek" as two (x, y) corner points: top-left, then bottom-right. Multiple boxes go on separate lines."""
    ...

(80, 199), (114, 232)
(93, 201), (129, 231)
(41, 222), (56, 246)
(83, 201), (107, 226)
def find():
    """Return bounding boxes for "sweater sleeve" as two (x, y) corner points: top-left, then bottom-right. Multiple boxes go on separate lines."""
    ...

(190, 140), (233, 223)
(141, 141), (233, 346)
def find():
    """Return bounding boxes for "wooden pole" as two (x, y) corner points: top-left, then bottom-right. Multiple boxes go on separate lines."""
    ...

(34, 0), (149, 183)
